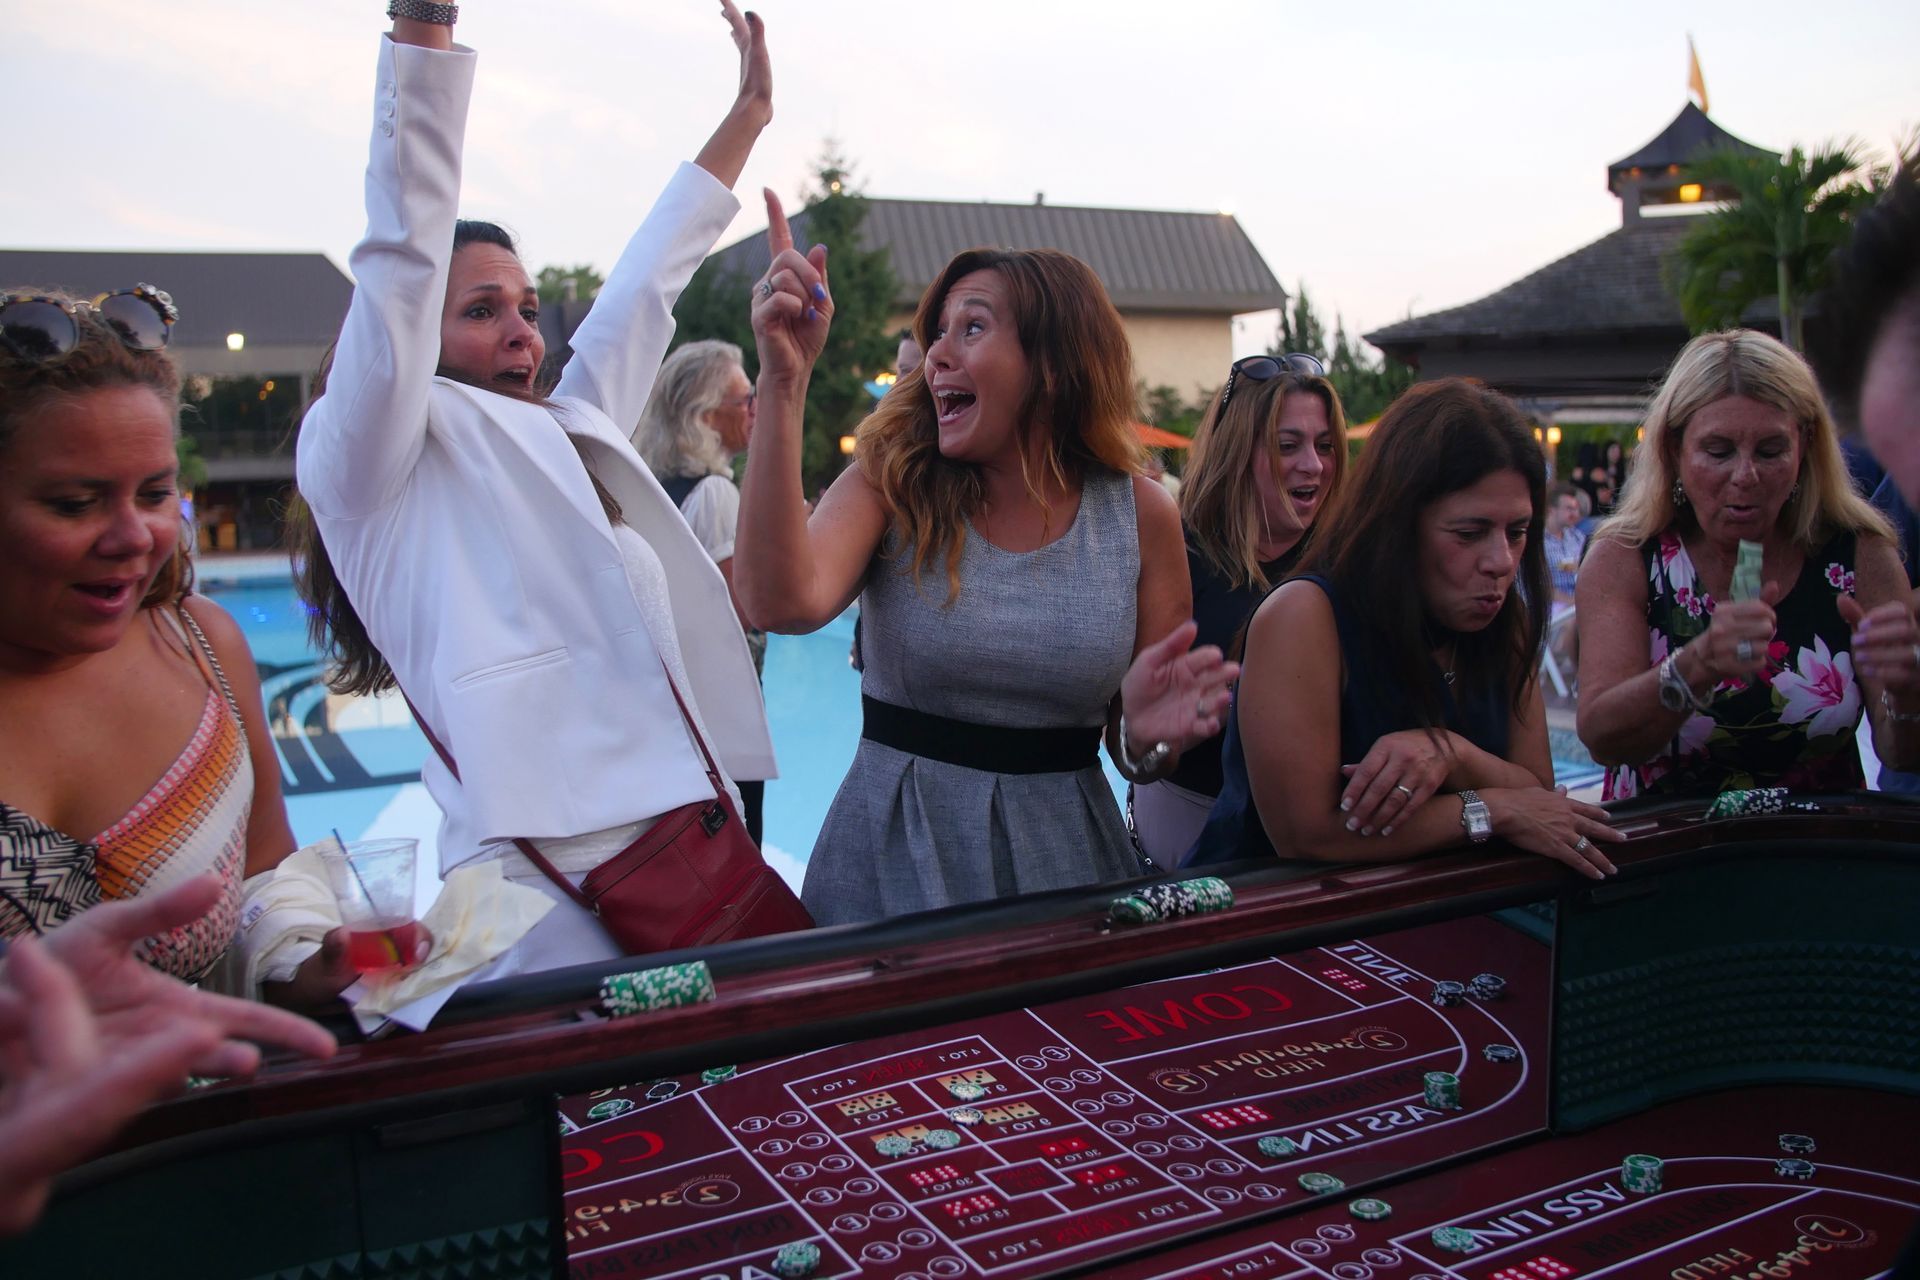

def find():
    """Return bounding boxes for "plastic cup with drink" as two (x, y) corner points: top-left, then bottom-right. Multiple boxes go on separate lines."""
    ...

(319, 837), (432, 974)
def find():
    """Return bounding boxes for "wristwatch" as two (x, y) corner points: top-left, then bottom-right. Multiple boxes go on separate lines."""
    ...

(1117, 714), (1170, 776)
(1458, 789), (1492, 844)
(1657, 650), (1700, 713)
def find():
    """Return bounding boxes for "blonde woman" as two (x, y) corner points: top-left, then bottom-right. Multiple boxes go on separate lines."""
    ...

(1577, 329), (1920, 799)
(1132, 353), (1348, 865)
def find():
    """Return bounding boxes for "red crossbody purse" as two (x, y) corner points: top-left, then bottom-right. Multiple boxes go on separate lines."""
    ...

(406, 668), (812, 955)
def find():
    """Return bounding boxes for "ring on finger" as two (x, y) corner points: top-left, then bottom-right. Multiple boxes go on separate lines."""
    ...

(1393, 784), (1414, 798)
(1574, 835), (1591, 853)
(1735, 639), (1755, 663)
(758, 280), (773, 299)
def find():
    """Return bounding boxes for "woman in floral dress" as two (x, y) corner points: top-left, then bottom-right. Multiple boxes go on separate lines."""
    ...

(1577, 330), (1920, 800)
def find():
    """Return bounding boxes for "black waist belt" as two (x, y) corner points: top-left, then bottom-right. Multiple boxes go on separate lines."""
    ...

(861, 695), (1102, 775)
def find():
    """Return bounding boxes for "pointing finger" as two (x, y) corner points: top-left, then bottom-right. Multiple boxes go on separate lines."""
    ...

(763, 188), (794, 257)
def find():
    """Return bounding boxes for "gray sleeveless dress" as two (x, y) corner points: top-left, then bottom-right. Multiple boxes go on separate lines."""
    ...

(802, 469), (1142, 924)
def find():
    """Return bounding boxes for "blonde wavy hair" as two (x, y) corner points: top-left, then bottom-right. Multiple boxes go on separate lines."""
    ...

(1180, 369), (1348, 593)
(1600, 329), (1891, 551)
(633, 339), (742, 479)
(856, 248), (1144, 600)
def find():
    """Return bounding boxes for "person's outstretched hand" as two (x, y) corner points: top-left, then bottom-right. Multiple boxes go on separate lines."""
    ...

(720, 1), (772, 123)
(750, 189), (832, 387)
(1120, 620), (1242, 757)
(25, 876), (338, 1078)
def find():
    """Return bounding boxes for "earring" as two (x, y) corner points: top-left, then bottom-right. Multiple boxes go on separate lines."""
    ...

(1672, 480), (1689, 508)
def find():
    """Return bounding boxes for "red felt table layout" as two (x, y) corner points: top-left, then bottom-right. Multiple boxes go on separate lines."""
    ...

(558, 914), (1554, 1279)
(1111, 1084), (1920, 1280)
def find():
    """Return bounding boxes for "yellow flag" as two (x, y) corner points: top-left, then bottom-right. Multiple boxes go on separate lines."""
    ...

(1687, 35), (1709, 115)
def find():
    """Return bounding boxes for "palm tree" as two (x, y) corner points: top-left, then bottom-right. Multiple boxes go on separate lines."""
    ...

(1670, 142), (1877, 351)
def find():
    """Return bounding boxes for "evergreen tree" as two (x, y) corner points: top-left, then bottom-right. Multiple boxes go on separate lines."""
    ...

(1269, 281), (1412, 427)
(1271, 281), (1330, 364)
(535, 263), (605, 305)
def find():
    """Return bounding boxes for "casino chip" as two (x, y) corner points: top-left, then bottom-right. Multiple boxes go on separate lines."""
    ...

(1775, 1158), (1816, 1180)
(586, 1098), (636, 1120)
(1348, 1197), (1392, 1220)
(1431, 1227), (1480, 1254)
(925, 1129), (962, 1151)
(1482, 1044), (1520, 1063)
(1257, 1136), (1300, 1159)
(771, 1240), (821, 1278)
(1430, 980), (1468, 1007)
(1468, 973), (1506, 1001)
(701, 1065), (737, 1085)
(873, 1135), (913, 1157)
(1621, 1154), (1662, 1194)
(946, 1081), (988, 1102)
(1779, 1133), (1816, 1155)
(949, 1107), (986, 1127)
(1423, 1070), (1462, 1111)
(1298, 1171), (1345, 1194)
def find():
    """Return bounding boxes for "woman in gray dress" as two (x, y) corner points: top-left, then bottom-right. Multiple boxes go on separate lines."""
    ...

(735, 202), (1239, 924)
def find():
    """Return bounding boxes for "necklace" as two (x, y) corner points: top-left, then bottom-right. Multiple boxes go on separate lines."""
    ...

(1436, 637), (1458, 687)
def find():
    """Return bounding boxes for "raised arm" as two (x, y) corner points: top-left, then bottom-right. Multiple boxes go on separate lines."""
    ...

(554, 2), (767, 426)
(735, 191), (890, 633)
(294, 19), (474, 520)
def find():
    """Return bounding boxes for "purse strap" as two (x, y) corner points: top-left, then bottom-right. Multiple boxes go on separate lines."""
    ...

(397, 658), (730, 917)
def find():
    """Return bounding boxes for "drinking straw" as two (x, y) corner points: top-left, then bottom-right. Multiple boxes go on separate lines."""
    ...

(332, 826), (377, 905)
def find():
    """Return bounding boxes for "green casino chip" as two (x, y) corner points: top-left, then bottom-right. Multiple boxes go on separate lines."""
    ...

(946, 1081), (987, 1102)
(1622, 1153), (1663, 1193)
(873, 1135), (913, 1157)
(1298, 1171), (1345, 1194)
(1109, 895), (1158, 925)
(587, 1098), (635, 1120)
(771, 1240), (821, 1278)
(1431, 1227), (1479, 1254)
(1348, 1197), (1392, 1220)
(701, 1065), (737, 1085)
(924, 1128), (962, 1150)
(949, 1107), (986, 1127)
(1256, 1135), (1299, 1158)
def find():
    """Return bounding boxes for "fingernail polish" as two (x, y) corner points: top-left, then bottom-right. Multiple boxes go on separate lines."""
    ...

(1339, 798), (1352, 812)
(805, 307), (816, 321)
(1360, 826), (1374, 837)
(812, 283), (827, 301)
(1344, 818), (1357, 832)
(1382, 826), (1394, 837)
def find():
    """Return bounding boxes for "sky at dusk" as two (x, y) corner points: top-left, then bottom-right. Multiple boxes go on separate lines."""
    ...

(5, 0), (1915, 369)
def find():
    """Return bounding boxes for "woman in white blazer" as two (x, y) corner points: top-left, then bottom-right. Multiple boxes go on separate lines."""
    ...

(289, 3), (778, 976)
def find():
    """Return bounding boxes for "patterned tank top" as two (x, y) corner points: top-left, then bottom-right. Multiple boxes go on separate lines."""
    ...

(0, 605), (252, 983)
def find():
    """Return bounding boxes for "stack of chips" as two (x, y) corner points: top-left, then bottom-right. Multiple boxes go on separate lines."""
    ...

(1423, 1071), (1462, 1111)
(1348, 1198), (1392, 1221)
(949, 1108), (985, 1127)
(1108, 876), (1234, 926)
(599, 961), (716, 1018)
(701, 1065), (737, 1085)
(1257, 1136), (1300, 1159)
(1621, 1154), (1662, 1194)
(587, 1098), (636, 1121)
(946, 1080), (987, 1102)
(873, 1135), (913, 1157)
(770, 1241), (821, 1278)
(1482, 1044), (1521, 1063)
(1468, 973), (1506, 1001)
(1779, 1134), (1816, 1155)
(1430, 980), (1468, 1007)
(925, 1129), (962, 1151)
(1298, 1171), (1345, 1194)
(1705, 787), (1788, 821)
(1775, 1158), (1816, 1180)
(1430, 1227), (1480, 1254)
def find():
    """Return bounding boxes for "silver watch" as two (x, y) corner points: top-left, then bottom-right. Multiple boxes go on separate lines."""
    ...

(1458, 789), (1492, 844)
(1657, 650), (1699, 713)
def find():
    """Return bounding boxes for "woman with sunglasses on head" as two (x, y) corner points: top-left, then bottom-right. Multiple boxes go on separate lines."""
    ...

(734, 227), (1240, 925)
(1186, 379), (1622, 879)
(0, 286), (317, 992)
(1130, 353), (1348, 866)
(288, 3), (781, 974)
(632, 339), (771, 842)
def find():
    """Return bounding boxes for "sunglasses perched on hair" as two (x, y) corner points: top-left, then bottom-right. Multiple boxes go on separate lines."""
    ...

(0, 285), (177, 361)
(1219, 351), (1326, 409)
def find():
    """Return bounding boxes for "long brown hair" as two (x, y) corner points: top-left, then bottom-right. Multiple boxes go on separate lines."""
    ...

(0, 289), (193, 609)
(856, 248), (1143, 600)
(1302, 378), (1548, 729)
(288, 223), (621, 696)
(1180, 370), (1348, 593)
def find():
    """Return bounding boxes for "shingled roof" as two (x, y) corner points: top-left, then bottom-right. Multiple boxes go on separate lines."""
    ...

(1365, 218), (1710, 354)
(0, 249), (352, 350)
(1607, 102), (1777, 193)
(702, 197), (1288, 315)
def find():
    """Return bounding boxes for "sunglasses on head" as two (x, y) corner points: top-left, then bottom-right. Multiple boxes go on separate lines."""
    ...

(1219, 351), (1325, 409)
(0, 285), (177, 361)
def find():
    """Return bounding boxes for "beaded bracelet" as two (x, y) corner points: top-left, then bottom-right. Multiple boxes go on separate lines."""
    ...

(388, 0), (458, 24)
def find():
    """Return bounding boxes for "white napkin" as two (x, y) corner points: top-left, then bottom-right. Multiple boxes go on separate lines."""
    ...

(346, 860), (555, 1033)
(208, 840), (342, 997)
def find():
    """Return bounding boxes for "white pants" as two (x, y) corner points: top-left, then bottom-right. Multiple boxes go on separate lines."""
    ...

(1131, 777), (1217, 868)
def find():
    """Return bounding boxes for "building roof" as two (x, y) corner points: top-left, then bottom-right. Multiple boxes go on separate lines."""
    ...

(1365, 217), (1703, 353)
(1607, 102), (1777, 190)
(702, 197), (1288, 315)
(0, 249), (352, 350)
